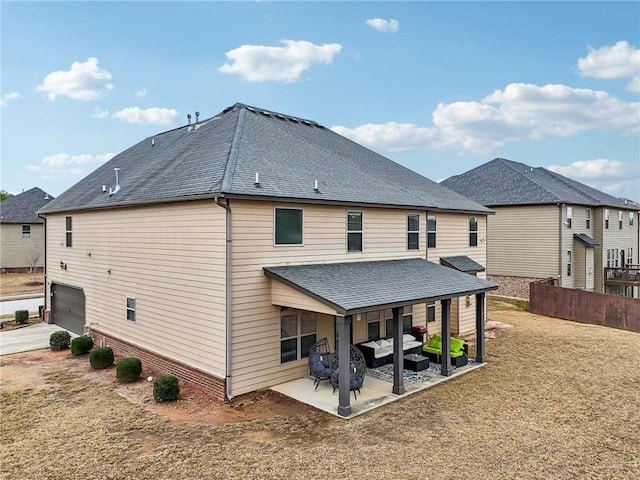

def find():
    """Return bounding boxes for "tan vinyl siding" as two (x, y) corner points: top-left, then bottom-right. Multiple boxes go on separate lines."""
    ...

(271, 280), (339, 315)
(45, 201), (227, 376)
(230, 201), (430, 396)
(486, 205), (559, 278)
(0, 223), (45, 269)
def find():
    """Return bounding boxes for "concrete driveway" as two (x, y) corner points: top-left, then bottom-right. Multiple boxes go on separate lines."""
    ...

(0, 323), (76, 356)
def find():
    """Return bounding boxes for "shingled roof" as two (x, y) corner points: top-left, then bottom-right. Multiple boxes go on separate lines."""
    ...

(1, 187), (54, 223)
(441, 158), (633, 209)
(39, 103), (491, 215)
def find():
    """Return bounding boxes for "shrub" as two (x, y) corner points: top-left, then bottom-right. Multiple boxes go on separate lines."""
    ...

(15, 310), (29, 325)
(153, 375), (180, 402)
(89, 347), (114, 369)
(49, 331), (71, 351)
(71, 336), (93, 356)
(116, 357), (142, 383)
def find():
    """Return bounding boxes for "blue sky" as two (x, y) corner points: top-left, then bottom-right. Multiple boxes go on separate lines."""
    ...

(2, 1), (639, 201)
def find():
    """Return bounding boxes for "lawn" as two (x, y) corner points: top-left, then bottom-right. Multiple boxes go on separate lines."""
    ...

(1, 303), (639, 480)
(0, 272), (44, 297)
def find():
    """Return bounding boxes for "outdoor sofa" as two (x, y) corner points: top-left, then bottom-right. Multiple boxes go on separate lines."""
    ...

(422, 334), (469, 367)
(356, 334), (423, 368)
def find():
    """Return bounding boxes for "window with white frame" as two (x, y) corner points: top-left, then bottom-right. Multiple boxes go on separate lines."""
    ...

(427, 302), (436, 323)
(618, 211), (623, 229)
(605, 209), (609, 229)
(566, 207), (572, 228)
(367, 311), (381, 341)
(567, 251), (572, 276)
(384, 307), (413, 336)
(469, 217), (478, 247)
(407, 214), (419, 250)
(274, 208), (303, 245)
(65, 216), (73, 247)
(21, 224), (31, 238)
(427, 215), (437, 248)
(606, 249), (611, 268)
(280, 309), (317, 364)
(627, 248), (633, 266)
(614, 248), (619, 267)
(126, 297), (136, 322)
(347, 211), (363, 252)
(630, 212), (634, 226)
(585, 209), (591, 229)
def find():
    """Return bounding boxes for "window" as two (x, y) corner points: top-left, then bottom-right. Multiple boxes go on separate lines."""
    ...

(274, 208), (303, 245)
(126, 297), (136, 322)
(566, 207), (572, 228)
(586, 209), (591, 229)
(614, 249), (619, 268)
(427, 215), (437, 248)
(21, 224), (31, 238)
(567, 251), (572, 277)
(469, 217), (478, 247)
(407, 214), (419, 250)
(427, 302), (436, 323)
(347, 211), (363, 252)
(628, 248), (633, 266)
(384, 307), (413, 336)
(280, 309), (317, 363)
(65, 216), (73, 247)
(606, 249), (611, 268)
(630, 212), (634, 226)
(619, 211), (623, 229)
(367, 311), (381, 341)
(605, 209), (609, 229)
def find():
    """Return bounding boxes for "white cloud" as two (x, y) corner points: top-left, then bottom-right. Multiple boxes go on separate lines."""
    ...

(332, 83), (639, 155)
(92, 106), (109, 119)
(578, 41), (640, 92)
(366, 18), (399, 33)
(218, 39), (342, 82)
(36, 57), (113, 101)
(0, 92), (22, 106)
(547, 159), (635, 179)
(25, 152), (114, 178)
(112, 107), (179, 125)
(135, 87), (147, 98)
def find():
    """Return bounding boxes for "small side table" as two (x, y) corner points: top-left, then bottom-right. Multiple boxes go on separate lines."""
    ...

(403, 353), (430, 372)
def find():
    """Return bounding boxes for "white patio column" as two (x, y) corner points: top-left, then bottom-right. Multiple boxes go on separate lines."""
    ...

(392, 306), (405, 395)
(440, 298), (452, 376)
(336, 314), (352, 417)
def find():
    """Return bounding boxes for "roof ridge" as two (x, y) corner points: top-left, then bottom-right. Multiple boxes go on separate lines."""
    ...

(539, 167), (602, 205)
(220, 107), (247, 193)
(496, 158), (563, 202)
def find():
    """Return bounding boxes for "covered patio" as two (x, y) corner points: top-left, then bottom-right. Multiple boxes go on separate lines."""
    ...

(264, 258), (498, 418)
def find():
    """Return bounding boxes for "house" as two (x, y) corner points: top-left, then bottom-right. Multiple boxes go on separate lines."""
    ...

(0, 187), (54, 273)
(38, 103), (497, 416)
(442, 158), (640, 299)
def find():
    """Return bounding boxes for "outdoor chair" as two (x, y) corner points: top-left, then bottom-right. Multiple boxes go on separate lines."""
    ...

(330, 344), (366, 400)
(308, 337), (335, 390)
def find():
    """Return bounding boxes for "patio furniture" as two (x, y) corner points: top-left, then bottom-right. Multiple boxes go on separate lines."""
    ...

(422, 334), (468, 367)
(403, 353), (430, 372)
(308, 337), (335, 390)
(355, 334), (422, 368)
(331, 344), (366, 400)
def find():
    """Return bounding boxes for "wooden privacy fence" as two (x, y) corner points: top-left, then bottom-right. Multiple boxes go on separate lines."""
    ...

(530, 278), (640, 333)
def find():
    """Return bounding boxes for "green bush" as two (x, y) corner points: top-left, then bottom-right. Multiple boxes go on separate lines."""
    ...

(71, 336), (93, 356)
(15, 310), (29, 325)
(49, 331), (71, 351)
(116, 357), (142, 383)
(89, 347), (114, 369)
(153, 375), (180, 402)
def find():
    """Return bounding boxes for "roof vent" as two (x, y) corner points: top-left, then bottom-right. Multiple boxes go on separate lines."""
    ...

(109, 168), (121, 196)
(187, 113), (192, 125)
(254, 172), (260, 186)
(151, 138), (155, 147)
(195, 111), (200, 123)
(314, 180), (319, 192)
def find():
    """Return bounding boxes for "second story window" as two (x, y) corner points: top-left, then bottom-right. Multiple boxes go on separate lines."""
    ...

(427, 215), (437, 248)
(469, 217), (478, 247)
(586, 209), (591, 229)
(630, 212), (634, 226)
(21, 224), (31, 238)
(605, 209), (609, 229)
(618, 211), (623, 229)
(65, 216), (73, 247)
(566, 207), (572, 228)
(347, 211), (363, 252)
(274, 208), (303, 245)
(407, 214), (419, 250)
(567, 251), (572, 277)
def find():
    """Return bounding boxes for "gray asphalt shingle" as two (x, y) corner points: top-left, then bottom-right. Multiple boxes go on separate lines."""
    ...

(439, 256), (486, 273)
(1, 187), (54, 223)
(573, 233), (599, 247)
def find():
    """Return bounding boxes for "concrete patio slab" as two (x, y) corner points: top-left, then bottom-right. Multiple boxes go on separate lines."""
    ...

(0, 323), (77, 356)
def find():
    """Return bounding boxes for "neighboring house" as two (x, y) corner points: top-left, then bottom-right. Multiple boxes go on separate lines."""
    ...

(38, 103), (496, 416)
(442, 158), (640, 299)
(0, 187), (54, 273)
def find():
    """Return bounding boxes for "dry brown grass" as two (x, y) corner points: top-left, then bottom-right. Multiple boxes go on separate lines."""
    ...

(0, 272), (44, 297)
(1, 304), (639, 480)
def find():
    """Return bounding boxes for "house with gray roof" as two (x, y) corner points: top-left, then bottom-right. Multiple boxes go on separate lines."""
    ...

(1, 187), (54, 273)
(38, 103), (497, 416)
(442, 158), (639, 299)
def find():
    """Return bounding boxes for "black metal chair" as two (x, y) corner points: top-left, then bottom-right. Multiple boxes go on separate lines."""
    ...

(308, 337), (335, 390)
(331, 344), (366, 400)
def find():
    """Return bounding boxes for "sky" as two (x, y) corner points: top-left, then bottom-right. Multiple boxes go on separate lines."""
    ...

(1, 1), (639, 202)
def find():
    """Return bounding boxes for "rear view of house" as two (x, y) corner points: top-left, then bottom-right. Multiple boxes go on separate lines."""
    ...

(38, 103), (497, 414)
(1, 187), (54, 273)
(443, 158), (640, 299)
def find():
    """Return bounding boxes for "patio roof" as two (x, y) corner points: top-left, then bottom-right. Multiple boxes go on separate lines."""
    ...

(263, 258), (498, 315)
(440, 255), (486, 274)
(574, 233), (599, 247)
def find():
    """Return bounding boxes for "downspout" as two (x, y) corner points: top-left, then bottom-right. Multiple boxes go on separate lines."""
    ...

(37, 213), (47, 316)
(558, 204), (563, 286)
(214, 197), (233, 400)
